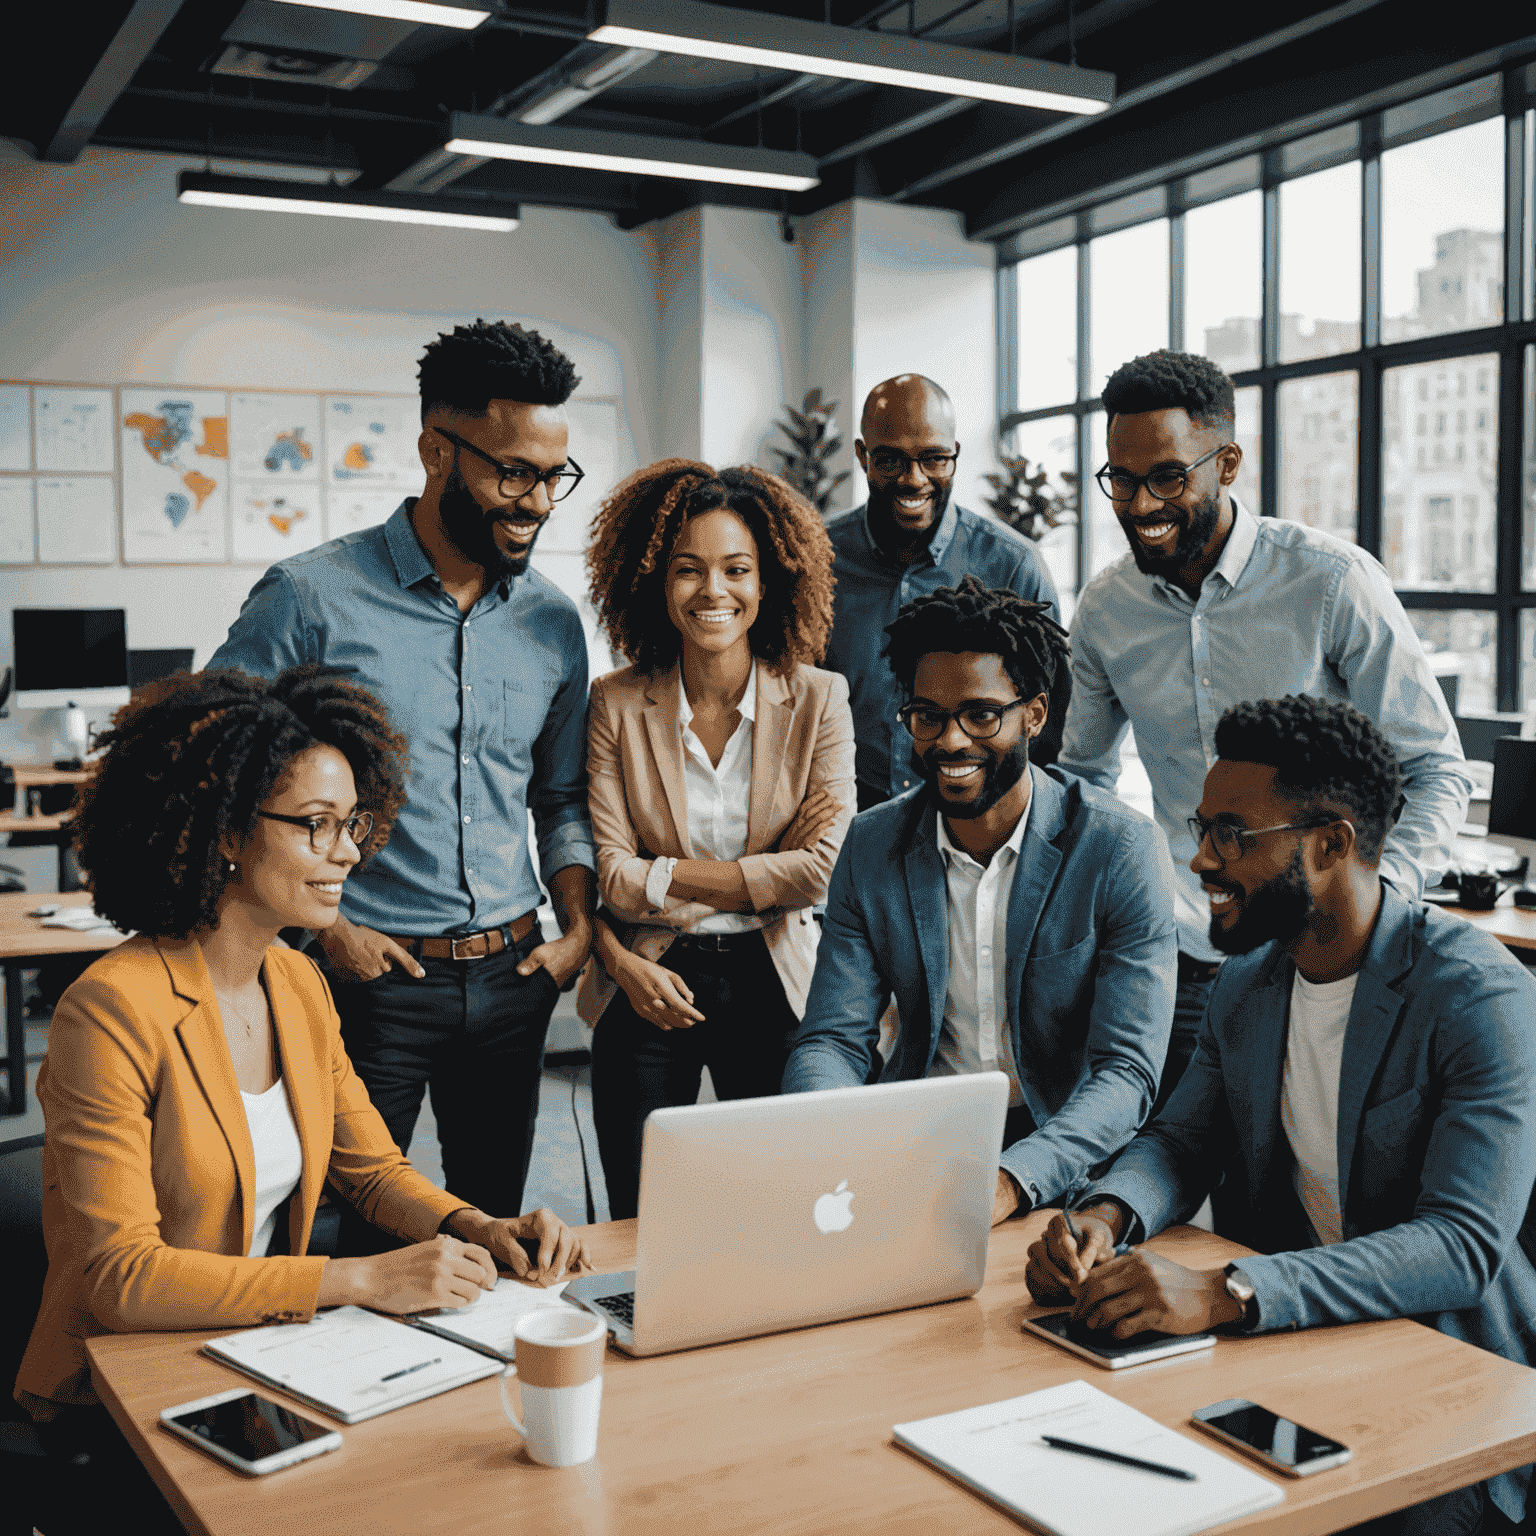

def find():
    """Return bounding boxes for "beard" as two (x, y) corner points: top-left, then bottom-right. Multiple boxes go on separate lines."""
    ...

(1208, 848), (1315, 955)
(1119, 486), (1222, 579)
(921, 735), (1030, 821)
(867, 474), (955, 551)
(437, 460), (543, 581)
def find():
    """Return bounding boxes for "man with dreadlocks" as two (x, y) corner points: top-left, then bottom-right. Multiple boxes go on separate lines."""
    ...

(784, 578), (1178, 1226)
(211, 320), (596, 1233)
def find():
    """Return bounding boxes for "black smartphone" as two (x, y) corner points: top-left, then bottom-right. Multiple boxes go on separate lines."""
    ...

(1192, 1398), (1352, 1477)
(160, 1389), (342, 1476)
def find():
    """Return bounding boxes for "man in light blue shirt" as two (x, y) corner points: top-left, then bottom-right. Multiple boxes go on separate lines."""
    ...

(1059, 350), (1471, 1113)
(210, 320), (596, 1225)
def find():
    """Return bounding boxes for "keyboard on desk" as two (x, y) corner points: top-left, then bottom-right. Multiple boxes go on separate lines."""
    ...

(595, 1291), (635, 1327)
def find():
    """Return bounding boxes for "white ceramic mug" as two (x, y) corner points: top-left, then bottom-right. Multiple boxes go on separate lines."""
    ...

(499, 1309), (606, 1467)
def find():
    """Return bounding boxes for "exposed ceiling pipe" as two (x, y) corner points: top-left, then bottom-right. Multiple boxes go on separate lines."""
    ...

(514, 45), (659, 124)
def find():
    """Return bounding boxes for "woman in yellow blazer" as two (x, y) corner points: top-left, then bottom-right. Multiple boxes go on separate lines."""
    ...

(16, 667), (585, 1462)
(581, 461), (855, 1217)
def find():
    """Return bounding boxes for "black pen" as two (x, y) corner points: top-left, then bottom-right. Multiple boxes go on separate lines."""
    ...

(380, 1357), (441, 1383)
(1041, 1436), (1196, 1481)
(1063, 1207), (1134, 1258)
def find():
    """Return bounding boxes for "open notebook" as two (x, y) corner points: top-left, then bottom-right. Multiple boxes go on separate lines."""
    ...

(894, 1379), (1284, 1536)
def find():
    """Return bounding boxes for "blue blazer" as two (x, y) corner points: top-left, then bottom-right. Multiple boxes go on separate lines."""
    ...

(1084, 885), (1536, 1523)
(783, 766), (1177, 1206)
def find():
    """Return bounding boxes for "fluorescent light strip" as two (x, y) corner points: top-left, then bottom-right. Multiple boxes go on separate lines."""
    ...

(267, 0), (489, 27)
(590, 23), (1109, 113)
(180, 187), (517, 231)
(445, 134), (819, 191)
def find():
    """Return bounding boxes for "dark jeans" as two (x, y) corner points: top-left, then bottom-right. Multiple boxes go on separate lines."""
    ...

(1150, 963), (1218, 1123)
(1352, 1479), (1523, 1534)
(324, 927), (558, 1223)
(27, 1405), (182, 1536)
(591, 931), (798, 1220)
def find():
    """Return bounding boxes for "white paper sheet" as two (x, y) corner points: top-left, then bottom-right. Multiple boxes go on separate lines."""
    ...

(409, 1277), (579, 1360)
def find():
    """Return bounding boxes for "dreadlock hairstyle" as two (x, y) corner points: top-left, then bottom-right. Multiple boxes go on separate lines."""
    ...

(417, 318), (580, 421)
(882, 574), (1071, 705)
(1101, 349), (1235, 436)
(586, 458), (836, 677)
(1213, 695), (1405, 863)
(74, 665), (408, 938)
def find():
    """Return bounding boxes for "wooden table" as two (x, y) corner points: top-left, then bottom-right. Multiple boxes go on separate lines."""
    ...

(85, 1214), (1536, 1536)
(0, 890), (126, 1114)
(1444, 833), (1536, 954)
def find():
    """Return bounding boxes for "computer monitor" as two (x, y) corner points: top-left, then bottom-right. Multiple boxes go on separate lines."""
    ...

(1488, 737), (1536, 841)
(12, 608), (131, 710)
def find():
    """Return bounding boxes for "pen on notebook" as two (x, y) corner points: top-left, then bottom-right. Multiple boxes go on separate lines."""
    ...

(1040, 1436), (1196, 1481)
(380, 1357), (441, 1383)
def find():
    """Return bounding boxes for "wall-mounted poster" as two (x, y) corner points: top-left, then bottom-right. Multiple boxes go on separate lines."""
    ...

(231, 392), (323, 484)
(0, 477), (35, 562)
(232, 481), (325, 564)
(538, 398), (622, 556)
(36, 477), (116, 563)
(120, 387), (229, 561)
(326, 486), (401, 538)
(323, 395), (422, 491)
(35, 386), (115, 473)
(0, 386), (30, 471)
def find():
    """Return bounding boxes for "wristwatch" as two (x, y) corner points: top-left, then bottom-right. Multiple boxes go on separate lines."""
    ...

(1223, 1263), (1259, 1331)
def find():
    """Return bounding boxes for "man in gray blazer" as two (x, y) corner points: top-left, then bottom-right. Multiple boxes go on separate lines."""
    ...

(783, 578), (1178, 1226)
(1029, 695), (1535, 1534)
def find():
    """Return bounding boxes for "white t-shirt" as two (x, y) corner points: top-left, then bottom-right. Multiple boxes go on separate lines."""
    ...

(241, 1078), (304, 1258)
(1280, 970), (1358, 1247)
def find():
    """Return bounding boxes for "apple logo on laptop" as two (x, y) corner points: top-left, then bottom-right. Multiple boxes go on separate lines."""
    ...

(813, 1180), (855, 1234)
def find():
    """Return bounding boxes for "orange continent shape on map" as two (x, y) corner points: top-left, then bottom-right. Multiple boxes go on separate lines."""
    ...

(124, 412), (177, 462)
(268, 509), (308, 535)
(343, 442), (373, 471)
(181, 470), (218, 511)
(194, 417), (229, 459)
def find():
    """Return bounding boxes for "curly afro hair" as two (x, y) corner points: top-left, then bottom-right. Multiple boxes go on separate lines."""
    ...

(586, 458), (836, 677)
(1101, 349), (1235, 436)
(883, 575), (1070, 704)
(417, 318), (580, 422)
(74, 665), (409, 938)
(1213, 695), (1405, 862)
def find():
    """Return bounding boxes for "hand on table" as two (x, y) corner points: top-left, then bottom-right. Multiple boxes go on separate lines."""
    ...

(446, 1207), (592, 1286)
(1025, 1211), (1118, 1303)
(1069, 1250), (1240, 1338)
(777, 788), (842, 852)
(317, 1235), (496, 1313)
(614, 951), (706, 1031)
(992, 1169), (1024, 1226)
(317, 916), (426, 982)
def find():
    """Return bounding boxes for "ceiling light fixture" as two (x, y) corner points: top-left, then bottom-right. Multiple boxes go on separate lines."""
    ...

(444, 114), (820, 191)
(588, 0), (1115, 115)
(266, 0), (489, 29)
(177, 172), (518, 231)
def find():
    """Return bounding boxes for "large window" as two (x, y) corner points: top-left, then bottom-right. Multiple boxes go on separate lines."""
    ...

(1000, 69), (1536, 711)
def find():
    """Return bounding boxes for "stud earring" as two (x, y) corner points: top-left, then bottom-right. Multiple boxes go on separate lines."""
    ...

(226, 861), (237, 874)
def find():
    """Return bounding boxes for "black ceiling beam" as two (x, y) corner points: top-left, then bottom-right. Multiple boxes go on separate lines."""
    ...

(36, 0), (187, 162)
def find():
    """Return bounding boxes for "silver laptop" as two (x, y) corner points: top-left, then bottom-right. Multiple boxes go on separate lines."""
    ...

(565, 1073), (1009, 1356)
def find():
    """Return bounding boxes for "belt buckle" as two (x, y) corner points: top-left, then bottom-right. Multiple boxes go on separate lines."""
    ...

(451, 933), (489, 961)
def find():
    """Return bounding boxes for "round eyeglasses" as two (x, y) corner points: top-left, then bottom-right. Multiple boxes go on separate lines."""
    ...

(898, 699), (1028, 742)
(1186, 812), (1347, 862)
(435, 428), (585, 504)
(1095, 442), (1231, 504)
(257, 810), (375, 854)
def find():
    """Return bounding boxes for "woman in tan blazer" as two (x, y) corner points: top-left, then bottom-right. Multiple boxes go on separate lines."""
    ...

(581, 461), (855, 1217)
(16, 667), (585, 1512)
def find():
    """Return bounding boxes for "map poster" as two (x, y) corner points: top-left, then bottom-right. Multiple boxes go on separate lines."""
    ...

(323, 395), (422, 490)
(232, 480), (325, 564)
(0, 385), (30, 471)
(230, 392), (323, 484)
(538, 397), (622, 555)
(0, 478), (34, 563)
(34, 386), (115, 473)
(121, 387), (229, 562)
(326, 486), (401, 538)
(36, 477), (116, 564)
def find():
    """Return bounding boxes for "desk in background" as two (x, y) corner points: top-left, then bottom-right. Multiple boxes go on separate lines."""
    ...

(4, 764), (89, 892)
(86, 1214), (1536, 1536)
(1445, 831), (1536, 955)
(0, 890), (126, 1115)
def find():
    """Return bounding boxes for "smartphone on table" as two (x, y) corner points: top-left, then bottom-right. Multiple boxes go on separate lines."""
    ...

(160, 1388), (342, 1476)
(1192, 1398), (1352, 1476)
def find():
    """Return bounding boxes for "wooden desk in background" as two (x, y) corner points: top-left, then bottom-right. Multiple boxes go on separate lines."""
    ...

(4, 763), (87, 892)
(86, 1214), (1536, 1536)
(0, 890), (126, 1115)
(1446, 831), (1536, 954)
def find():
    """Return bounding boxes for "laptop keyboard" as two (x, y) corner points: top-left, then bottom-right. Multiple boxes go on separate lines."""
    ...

(596, 1291), (636, 1327)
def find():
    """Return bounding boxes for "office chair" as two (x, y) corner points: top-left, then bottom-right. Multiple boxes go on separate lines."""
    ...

(0, 1134), (47, 1536)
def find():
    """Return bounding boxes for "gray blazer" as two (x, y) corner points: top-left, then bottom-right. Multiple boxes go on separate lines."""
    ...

(1083, 885), (1536, 1523)
(783, 765), (1177, 1207)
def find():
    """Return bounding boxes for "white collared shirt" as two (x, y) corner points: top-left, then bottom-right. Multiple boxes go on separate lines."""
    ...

(644, 666), (767, 935)
(926, 797), (1030, 1108)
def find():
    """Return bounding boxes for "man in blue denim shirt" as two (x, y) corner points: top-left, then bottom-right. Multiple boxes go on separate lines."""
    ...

(822, 375), (1062, 812)
(1059, 351), (1471, 1117)
(210, 321), (596, 1222)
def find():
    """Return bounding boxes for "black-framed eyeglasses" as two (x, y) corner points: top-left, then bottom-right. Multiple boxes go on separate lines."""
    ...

(257, 810), (375, 854)
(898, 698), (1029, 742)
(1095, 442), (1231, 504)
(1186, 812), (1349, 862)
(868, 448), (960, 479)
(435, 428), (585, 504)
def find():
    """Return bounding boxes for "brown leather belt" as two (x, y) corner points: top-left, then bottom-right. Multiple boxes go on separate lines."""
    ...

(389, 909), (538, 962)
